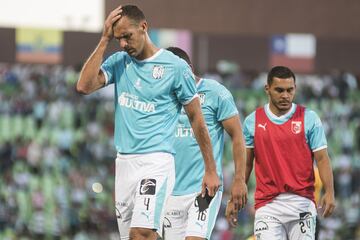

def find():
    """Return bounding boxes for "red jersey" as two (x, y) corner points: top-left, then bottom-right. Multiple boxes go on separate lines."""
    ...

(254, 105), (315, 209)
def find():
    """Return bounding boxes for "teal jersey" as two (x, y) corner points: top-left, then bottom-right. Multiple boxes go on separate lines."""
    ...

(172, 79), (239, 195)
(243, 103), (327, 151)
(101, 49), (197, 154)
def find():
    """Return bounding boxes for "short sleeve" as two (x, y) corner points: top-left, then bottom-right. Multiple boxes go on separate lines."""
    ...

(100, 52), (126, 86)
(243, 112), (256, 148)
(215, 85), (239, 121)
(304, 109), (327, 152)
(173, 62), (198, 105)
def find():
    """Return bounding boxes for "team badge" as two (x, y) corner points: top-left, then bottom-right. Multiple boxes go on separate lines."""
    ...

(291, 121), (302, 134)
(199, 93), (206, 105)
(139, 179), (156, 195)
(152, 65), (164, 79)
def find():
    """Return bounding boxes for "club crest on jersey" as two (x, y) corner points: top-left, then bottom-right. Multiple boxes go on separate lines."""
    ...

(199, 93), (206, 105)
(152, 65), (164, 79)
(291, 121), (302, 134)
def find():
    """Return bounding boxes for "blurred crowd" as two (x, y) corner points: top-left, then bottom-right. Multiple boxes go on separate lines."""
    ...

(0, 63), (359, 240)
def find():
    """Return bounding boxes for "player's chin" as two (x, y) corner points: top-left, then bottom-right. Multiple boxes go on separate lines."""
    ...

(277, 103), (291, 110)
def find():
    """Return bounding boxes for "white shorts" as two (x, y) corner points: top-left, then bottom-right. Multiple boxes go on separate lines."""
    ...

(115, 152), (175, 240)
(254, 193), (317, 240)
(163, 191), (222, 240)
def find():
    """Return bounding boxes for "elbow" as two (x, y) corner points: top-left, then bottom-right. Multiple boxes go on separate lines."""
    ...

(76, 82), (90, 95)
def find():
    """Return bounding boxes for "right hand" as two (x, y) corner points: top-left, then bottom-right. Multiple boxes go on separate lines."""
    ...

(225, 200), (238, 227)
(102, 6), (123, 41)
(201, 170), (220, 197)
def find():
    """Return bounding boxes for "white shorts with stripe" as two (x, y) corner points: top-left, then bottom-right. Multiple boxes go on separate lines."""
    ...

(163, 191), (222, 240)
(254, 193), (317, 240)
(115, 152), (175, 240)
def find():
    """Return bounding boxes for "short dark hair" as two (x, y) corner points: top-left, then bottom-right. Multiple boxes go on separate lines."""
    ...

(267, 66), (296, 85)
(121, 5), (146, 23)
(166, 47), (192, 66)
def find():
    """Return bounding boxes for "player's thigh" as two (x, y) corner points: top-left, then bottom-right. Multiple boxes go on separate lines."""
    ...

(131, 153), (175, 232)
(254, 208), (287, 240)
(186, 191), (222, 239)
(115, 155), (139, 239)
(163, 194), (194, 240)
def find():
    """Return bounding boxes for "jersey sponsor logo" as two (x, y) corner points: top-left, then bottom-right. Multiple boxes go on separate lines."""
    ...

(255, 221), (269, 232)
(140, 179), (156, 195)
(118, 92), (155, 112)
(199, 93), (206, 105)
(166, 210), (183, 217)
(152, 65), (164, 79)
(258, 123), (267, 131)
(175, 124), (194, 138)
(291, 121), (302, 134)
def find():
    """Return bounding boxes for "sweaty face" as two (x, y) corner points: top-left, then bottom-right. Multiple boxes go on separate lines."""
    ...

(266, 77), (296, 115)
(113, 16), (146, 58)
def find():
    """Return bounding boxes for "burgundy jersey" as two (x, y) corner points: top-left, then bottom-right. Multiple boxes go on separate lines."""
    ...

(254, 105), (315, 209)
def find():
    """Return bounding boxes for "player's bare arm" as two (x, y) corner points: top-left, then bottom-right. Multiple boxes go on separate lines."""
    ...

(76, 6), (123, 94)
(245, 148), (255, 184)
(314, 148), (336, 217)
(222, 115), (248, 211)
(184, 97), (220, 197)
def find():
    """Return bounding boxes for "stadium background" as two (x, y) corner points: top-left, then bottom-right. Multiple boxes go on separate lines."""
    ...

(0, 0), (359, 239)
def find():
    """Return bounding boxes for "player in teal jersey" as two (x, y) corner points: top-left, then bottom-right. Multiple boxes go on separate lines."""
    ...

(163, 47), (247, 240)
(76, 6), (220, 240)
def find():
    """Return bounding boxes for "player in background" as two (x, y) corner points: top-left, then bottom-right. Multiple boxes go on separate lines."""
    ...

(226, 66), (335, 240)
(76, 6), (220, 240)
(164, 47), (247, 240)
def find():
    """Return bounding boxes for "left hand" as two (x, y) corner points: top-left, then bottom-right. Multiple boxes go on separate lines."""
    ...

(225, 200), (238, 227)
(319, 190), (336, 218)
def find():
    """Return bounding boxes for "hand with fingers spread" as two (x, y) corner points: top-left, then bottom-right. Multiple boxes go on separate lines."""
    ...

(201, 169), (220, 197)
(230, 180), (248, 211)
(102, 5), (123, 41)
(225, 200), (238, 227)
(319, 191), (336, 218)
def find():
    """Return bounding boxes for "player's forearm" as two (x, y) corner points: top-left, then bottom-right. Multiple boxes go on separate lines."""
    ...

(77, 37), (109, 94)
(245, 149), (254, 184)
(316, 156), (335, 194)
(232, 138), (246, 182)
(191, 118), (217, 172)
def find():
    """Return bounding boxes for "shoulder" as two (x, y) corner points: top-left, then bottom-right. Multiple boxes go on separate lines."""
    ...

(162, 49), (189, 68)
(203, 79), (233, 98)
(104, 51), (127, 63)
(304, 108), (321, 121)
(244, 111), (256, 126)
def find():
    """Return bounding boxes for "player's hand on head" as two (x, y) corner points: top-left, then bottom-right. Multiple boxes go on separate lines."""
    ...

(319, 191), (336, 218)
(230, 180), (248, 211)
(225, 200), (238, 227)
(103, 5), (123, 41)
(201, 170), (220, 197)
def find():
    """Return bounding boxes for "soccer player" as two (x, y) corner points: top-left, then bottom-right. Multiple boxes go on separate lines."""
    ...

(226, 66), (335, 240)
(76, 6), (220, 240)
(163, 47), (247, 240)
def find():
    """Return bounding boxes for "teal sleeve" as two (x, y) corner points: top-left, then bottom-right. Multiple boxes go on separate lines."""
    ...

(304, 109), (327, 151)
(216, 85), (239, 121)
(174, 62), (197, 105)
(243, 112), (256, 147)
(101, 52), (125, 86)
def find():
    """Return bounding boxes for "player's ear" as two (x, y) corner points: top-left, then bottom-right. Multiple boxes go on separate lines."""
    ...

(265, 84), (269, 94)
(140, 20), (147, 32)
